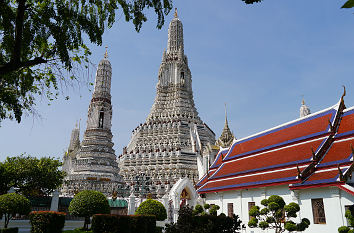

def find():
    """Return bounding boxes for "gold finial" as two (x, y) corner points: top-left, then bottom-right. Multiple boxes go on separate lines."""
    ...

(301, 95), (305, 105)
(104, 46), (108, 59)
(174, 8), (178, 18)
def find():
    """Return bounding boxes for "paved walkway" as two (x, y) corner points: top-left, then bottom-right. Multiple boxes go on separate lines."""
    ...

(0, 220), (84, 232)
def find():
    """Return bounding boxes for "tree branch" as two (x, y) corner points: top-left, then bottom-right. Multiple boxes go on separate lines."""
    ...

(0, 57), (47, 75)
(11, 0), (27, 64)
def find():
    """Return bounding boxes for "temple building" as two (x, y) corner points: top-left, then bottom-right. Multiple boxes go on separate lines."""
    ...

(61, 50), (125, 197)
(197, 90), (354, 233)
(118, 10), (216, 197)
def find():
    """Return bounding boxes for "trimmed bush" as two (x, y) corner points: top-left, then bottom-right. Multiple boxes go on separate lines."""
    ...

(155, 226), (163, 233)
(165, 206), (244, 233)
(29, 211), (66, 233)
(69, 190), (110, 230)
(0, 193), (31, 228)
(0, 228), (18, 233)
(339, 226), (351, 233)
(91, 214), (156, 233)
(135, 199), (167, 221)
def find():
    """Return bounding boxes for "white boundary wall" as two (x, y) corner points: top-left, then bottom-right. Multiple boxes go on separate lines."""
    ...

(204, 185), (354, 233)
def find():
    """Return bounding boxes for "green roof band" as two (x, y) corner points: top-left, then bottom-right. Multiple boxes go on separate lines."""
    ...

(108, 199), (128, 208)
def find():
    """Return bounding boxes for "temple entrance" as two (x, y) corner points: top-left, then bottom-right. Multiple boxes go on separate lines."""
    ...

(169, 178), (198, 222)
(180, 188), (191, 207)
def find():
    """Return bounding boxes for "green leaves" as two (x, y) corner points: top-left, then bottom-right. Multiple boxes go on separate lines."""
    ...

(209, 204), (220, 216)
(194, 204), (204, 215)
(2, 155), (65, 197)
(267, 195), (285, 209)
(135, 199), (167, 221)
(342, 0), (354, 8)
(0, 163), (12, 195)
(248, 195), (310, 232)
(69, 190), (110, 218)
(0, 193), (31, 215)
(285, 202), (300, 218)
(258, 221), (269, 230)
(248, 217), (258, 227)
(0, 0), (173, 124)
(241, 0), (354, 9)
(249, 206), (260, 217)
(0, 193), (31, 228)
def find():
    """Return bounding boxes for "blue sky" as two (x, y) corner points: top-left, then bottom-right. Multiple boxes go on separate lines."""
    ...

(0, 0), (353, 161)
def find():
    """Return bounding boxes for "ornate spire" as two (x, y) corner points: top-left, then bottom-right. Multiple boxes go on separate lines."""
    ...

(224, 103), (228, 126)
(93, 47), (112, 100)
(300, 97), (311, 118)
(216, 104), (235, 148)
(104, 46), (108, 59)
(174, 8), (178, 18)
(120, 14), (216, 197)
(68, 122), (80, 154)
(167, 9), (184, 53)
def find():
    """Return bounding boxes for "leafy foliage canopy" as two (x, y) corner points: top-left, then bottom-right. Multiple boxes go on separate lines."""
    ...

(135, 199), (167, 221)
(0, 0), (172, 123)
(248, 195), (310, 233)
(0, 155), (65, 197)
(0, 193), (31, 228)
(241, 0), (354, 8)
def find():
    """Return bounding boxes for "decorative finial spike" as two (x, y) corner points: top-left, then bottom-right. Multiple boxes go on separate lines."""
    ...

(224, 103), (228, 124)
(104, 46), (108, 59)
(297, 164), (302, 178)
(341, 85), (346, 101)
(301, 95), (305, 105)
(174, 8), (178, 18)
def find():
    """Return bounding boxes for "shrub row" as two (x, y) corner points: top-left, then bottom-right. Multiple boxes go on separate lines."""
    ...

(0, 228), (18, 233)
(92, 214), (156, 233)
(194, 215), (236, 231)
(29, 211), (66, 233)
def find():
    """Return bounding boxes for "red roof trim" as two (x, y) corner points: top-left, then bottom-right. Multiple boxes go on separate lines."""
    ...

(338, 184), (354, 196)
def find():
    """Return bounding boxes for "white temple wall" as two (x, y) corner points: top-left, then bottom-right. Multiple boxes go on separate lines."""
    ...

(204, 185), (353, 233)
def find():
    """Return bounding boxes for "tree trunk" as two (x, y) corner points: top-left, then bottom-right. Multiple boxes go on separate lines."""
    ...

(4, 214), (10, 228)
(84, 216), (90, 230)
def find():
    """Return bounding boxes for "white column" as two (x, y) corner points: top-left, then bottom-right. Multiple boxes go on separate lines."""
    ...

(330, 187), (345, 226)
(173, 195), (180, 223)
(291, 190), (301, 221)
(219, 192), (224, 214)
(128, 192), (136, 215)
(50, 190), (60, 211)
(162, 194), (169, 212)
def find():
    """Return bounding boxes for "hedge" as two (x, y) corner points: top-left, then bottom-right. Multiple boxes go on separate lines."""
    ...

(62, 229), (93, 233)
(0, 228), (18, 233)
(29, 211), (66, 233)
(91, 214), (156, 233)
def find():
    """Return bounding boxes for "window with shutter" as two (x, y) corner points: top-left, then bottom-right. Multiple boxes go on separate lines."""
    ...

(227, 203), (234, 217)
(311, 198), (326, 224)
